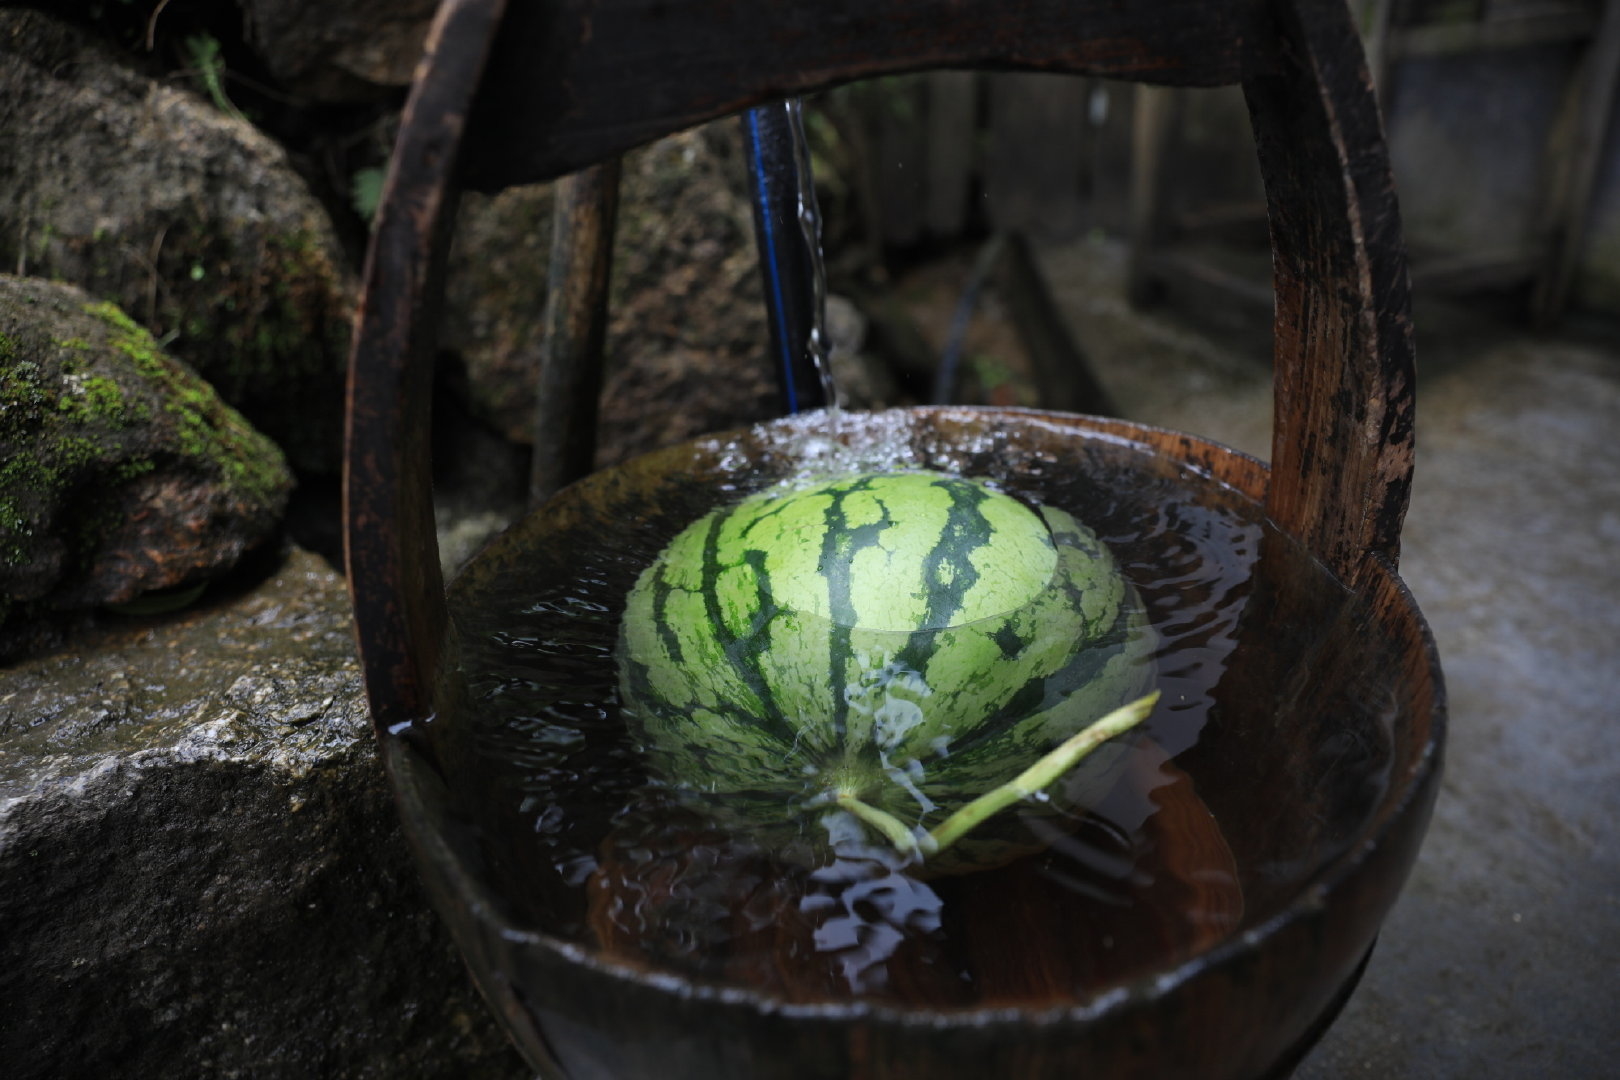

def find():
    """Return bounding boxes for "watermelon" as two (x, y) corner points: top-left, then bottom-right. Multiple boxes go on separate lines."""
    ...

(616, 470), (1155, 868)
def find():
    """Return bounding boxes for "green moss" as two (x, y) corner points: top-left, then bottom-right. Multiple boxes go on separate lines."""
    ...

(112, 458), (156, 483)
(54, 374), (141, 425)
(0, 455), (54, 567)
(84, 299), (289, 507)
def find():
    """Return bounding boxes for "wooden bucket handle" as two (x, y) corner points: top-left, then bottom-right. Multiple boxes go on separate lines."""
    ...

(343, 0), (1415, 732)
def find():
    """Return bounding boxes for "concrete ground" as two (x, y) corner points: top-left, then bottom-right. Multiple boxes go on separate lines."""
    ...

(1037, 240), (1620, 1078)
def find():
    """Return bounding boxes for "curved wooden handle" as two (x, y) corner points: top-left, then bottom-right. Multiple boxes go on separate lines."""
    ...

(343, 0), (1415, 731)
(459, 0), (1275, 192)
(1247, 0), (1416, 581)
(343, 0), (507, 731)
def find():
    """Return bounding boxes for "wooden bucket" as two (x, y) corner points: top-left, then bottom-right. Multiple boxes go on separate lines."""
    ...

(343, 2), (1446, 1077)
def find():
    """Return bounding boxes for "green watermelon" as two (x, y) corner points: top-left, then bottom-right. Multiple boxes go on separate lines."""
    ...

(616, 470), (1155, 867)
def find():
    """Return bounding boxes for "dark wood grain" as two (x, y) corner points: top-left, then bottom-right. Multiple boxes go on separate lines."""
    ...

(460, 0), (1276, 191)
(343, 0), (507, 730)
(530, 160), (622, 507)
(1245, 0), (1417, 582)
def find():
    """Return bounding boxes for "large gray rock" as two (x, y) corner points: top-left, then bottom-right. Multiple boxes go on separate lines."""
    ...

(443, 122), (780, 467)
(0, 10), (355, 472)
(0, 275), (294, 658)
(237, 0), (440, 101)
(0, 547), (527, 1080)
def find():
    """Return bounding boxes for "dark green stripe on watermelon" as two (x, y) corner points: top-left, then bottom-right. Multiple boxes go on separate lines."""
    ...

(616, 471), (1157, 867)
(696, 511), (803, 751)
(918, 475), (993, 630)
(809, 474), (886, 739)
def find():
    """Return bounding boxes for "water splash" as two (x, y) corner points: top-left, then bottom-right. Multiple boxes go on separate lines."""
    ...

(784, 99), (838, 412)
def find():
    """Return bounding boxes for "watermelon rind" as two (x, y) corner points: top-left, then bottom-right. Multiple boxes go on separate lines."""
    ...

(616, 470), (1156, 870)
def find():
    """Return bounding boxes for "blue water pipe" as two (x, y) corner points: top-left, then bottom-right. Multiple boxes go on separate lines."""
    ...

(741, 105), (829, 414)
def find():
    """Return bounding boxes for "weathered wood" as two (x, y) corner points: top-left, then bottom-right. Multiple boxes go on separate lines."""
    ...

(1126, 85), (1187, 305)
(997, 233), (1117, 414)
(1533, 0), (1620, 322)
(343, 3), (1439, 1076)
(1136, 247), (1278, 323)
(343, 0), (506, 732)
(460, 0), (1276, 190)
(1173, 198), (1270, 237)
(985, 73), (1091, 238)
(1246, 0), (1416, 579)
(420, 406), (1442, 1079)
(925, 71), (979, 237)
(529, 160), (621, 507)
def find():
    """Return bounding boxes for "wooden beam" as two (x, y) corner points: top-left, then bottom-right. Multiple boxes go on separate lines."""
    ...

(1126, 85), (1187, 305)
(1532, 0), (1620, 322)
(925, 71), (979, 237)
(529, 161), (621, 506)
(1387, 10), (1598, 59)
(460, 0), (1275, 190)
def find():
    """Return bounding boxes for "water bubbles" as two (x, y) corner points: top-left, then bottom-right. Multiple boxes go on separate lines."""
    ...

(533, 803), (567, 833)
(442, 411), (1396, 1006)
(800, 823), (945, 995)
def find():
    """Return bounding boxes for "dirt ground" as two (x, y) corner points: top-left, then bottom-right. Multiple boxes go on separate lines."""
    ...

(1034, 238), (1620, 1078)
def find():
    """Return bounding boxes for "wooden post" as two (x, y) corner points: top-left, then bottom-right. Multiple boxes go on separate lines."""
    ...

(1533, 0), (1620, 323)
(1126, 85), (1186, 306)
(925, 71), (979, 238)
(529, 160), (622, 506)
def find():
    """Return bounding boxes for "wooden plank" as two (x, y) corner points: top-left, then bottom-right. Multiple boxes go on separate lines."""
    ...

(1410, 245), (1542, 293)
(530, 161), (621, 506)
(985, 73), (1090, 238)
(1140, 248), (1277, 318)
(1387, 10), (1597, 57)
(460, 0), (1276, 190)
(1172, 198), (1270, 236)
(924, 71), (979, 237)
(877, 77), (928, 247)
(997, 233), (1117, 414)
(345, 0), (508, 733)
(1125, 85), (1187, 304)
(1532, 0), (1620, 321)
(1245, 0), (1417, 581)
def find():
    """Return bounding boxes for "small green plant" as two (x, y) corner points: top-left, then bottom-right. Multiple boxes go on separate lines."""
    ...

(350, 167), (388, 225)
(184, 34), (246, 123)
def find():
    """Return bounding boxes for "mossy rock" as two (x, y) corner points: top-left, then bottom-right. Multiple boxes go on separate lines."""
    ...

(0, 10), (355, 472)
(443, 122), (778, 462)
(0, 274), (293, 655)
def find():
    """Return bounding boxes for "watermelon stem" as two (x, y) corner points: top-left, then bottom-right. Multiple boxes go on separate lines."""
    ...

(924, 691), (1161, 857)
(835, 793), (936, 857)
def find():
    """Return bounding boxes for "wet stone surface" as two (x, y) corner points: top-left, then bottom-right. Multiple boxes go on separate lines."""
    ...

(0, 547), (526, 1080)
(0, 275), (294, 659)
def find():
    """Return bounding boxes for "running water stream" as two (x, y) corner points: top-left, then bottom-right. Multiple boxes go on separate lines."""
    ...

(743, 100), (839, 413)
(785, 99), (837, 411)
